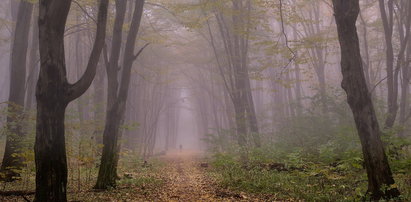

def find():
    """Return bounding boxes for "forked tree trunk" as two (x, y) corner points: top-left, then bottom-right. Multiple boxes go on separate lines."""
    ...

(94, 0), (127, 189)
(95, 0), (145, 189)
(332, 0), (400, 200)
(35, 0), (108, 201)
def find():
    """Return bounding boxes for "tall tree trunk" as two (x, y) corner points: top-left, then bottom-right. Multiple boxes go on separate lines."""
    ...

(359, 12), (371, 88)
(397, 1), (411, 128)
(0, 0), (33, 182)
(35, 0), (108, 201)
(25, 5), (39, 110)
(294, 60), (303, 115)
(332, 0), (400, 199)
(286, 73), (296, 118)
(379, 0), (398, 128)
(94, 0), (127, 189)
(233, 100), (247, 149)
(93, 58), (105, 145)
(9, 0), (19, 20)
(293, 27), (303, 115)
(95, 0), (145, 189)
(244, 73), (261, 147)
(35, 102), (68, 201)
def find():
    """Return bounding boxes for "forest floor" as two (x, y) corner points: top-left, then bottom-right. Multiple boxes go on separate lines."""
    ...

(155, 150), (248, 201)
(0, 150), (262, 202)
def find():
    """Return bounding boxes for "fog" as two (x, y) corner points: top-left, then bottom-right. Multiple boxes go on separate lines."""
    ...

(0, 0), (410, 201)
(175, 88), (200, 150)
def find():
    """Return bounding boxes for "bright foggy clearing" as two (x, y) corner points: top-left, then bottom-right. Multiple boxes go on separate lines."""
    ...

(0, 0), (410, 201)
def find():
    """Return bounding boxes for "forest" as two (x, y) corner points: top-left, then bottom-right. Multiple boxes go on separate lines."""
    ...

(0, 0), (410, 201)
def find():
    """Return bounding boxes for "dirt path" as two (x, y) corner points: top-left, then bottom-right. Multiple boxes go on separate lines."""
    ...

(156, 150), (224, 201)
(1, 150), (253, 201)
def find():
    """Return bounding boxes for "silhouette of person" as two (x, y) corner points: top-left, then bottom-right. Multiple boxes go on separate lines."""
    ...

(179, 144), (183, 152)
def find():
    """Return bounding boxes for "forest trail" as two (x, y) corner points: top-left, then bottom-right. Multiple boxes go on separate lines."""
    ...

(155, 150), (224, 201)
(0, 150), (256, 202)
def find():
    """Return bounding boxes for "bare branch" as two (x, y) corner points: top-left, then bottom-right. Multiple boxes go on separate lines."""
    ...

(279, 0), (296, 66)
(133, 43), (150, 61)
(73, 0), (97, 24)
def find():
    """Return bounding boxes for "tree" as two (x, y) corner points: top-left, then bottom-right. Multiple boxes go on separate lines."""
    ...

(35, 0), (108, 201)
(204, 0), (261, 149)
(294, 0), (330, 114)
(396, 0), (411, 128)
(25, 6), (40, 110)
(332, 0), (400, 199)
(95, 0), (146, 189)
(378, 0), (411, 128)
(0, 0), (33, 181)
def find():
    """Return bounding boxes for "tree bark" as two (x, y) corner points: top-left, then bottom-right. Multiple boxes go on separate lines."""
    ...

(332, 0), (400, 199)
(35, 0), (108, 201)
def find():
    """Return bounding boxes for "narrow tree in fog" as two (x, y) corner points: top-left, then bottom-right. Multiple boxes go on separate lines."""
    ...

(293, 0), (329, 114)
(0, 0), (33, 181)
(35, 0), (108, 201)
(332, 0), (400, 199)
(95, 0), (146, 189)
(25, 7), (40, 110)
(206, 0), (261, 149)
(378, 0), (411, 128)
(396, 1), (411, 128)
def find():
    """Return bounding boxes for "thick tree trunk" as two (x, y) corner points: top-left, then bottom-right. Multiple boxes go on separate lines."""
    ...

(35, 1), (71, 199)
(333, 0), (400, 200)
(0, 0), (33, 181)
(35, 0), (108, 201)
(35, 102), (68, 201)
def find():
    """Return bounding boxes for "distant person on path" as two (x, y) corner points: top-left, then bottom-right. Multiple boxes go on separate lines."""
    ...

(179, 144), (183, 152)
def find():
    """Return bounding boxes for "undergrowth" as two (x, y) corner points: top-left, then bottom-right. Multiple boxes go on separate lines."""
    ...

(208, 135), (411, 201)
